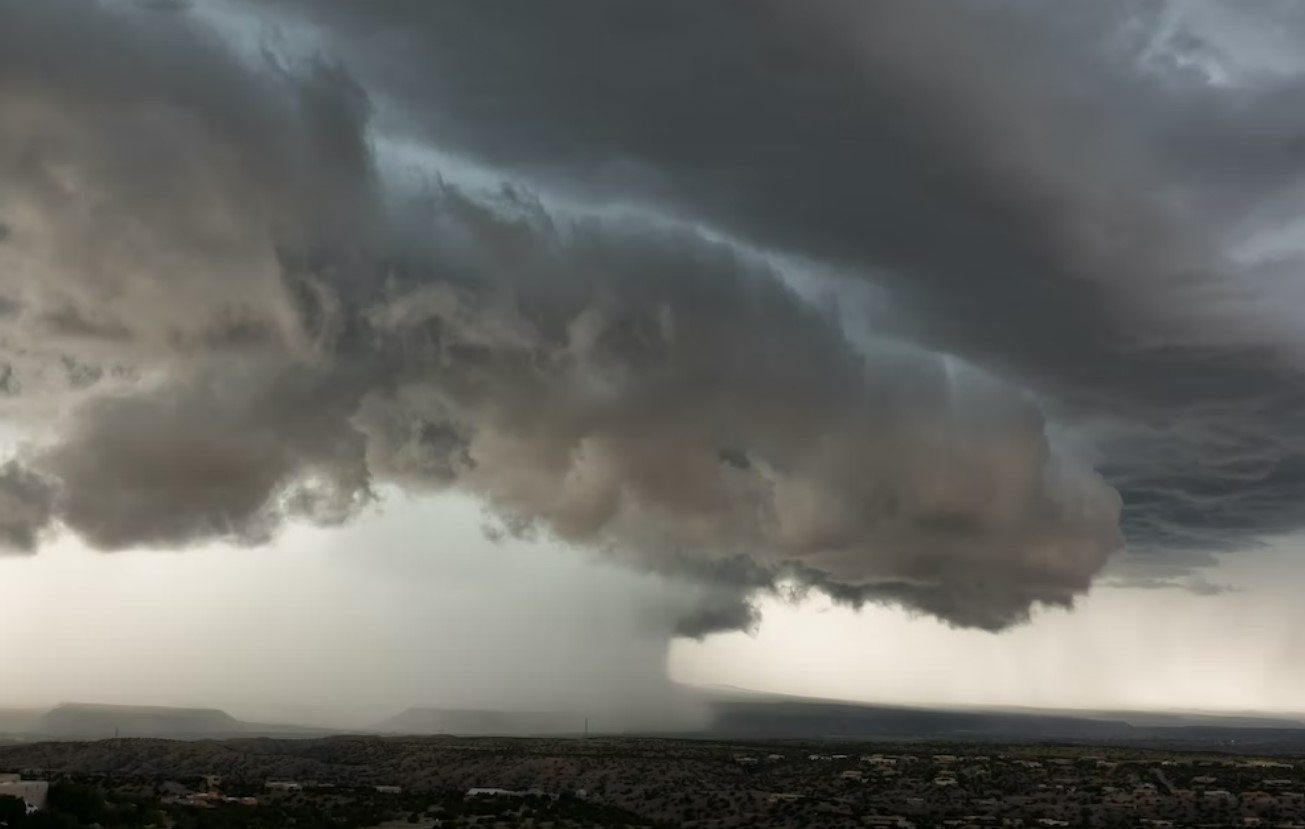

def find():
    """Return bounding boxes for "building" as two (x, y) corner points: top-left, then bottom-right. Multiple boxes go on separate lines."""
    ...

(0, 777), (49, 814)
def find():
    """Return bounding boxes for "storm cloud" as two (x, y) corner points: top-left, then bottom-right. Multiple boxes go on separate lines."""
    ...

(266, 0), (1305, 568)
(1, 0), (1301, 632)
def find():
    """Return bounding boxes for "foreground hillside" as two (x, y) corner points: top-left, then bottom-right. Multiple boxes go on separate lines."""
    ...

(3, 737), (1305, 828)
(0, 736), (727, 792)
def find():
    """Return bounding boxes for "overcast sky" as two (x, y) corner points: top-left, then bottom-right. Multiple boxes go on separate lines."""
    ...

(4, 0), (1305, 727)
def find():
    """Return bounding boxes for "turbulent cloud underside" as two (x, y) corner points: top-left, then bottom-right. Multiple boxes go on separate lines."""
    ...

(2, 0), (1303, 633)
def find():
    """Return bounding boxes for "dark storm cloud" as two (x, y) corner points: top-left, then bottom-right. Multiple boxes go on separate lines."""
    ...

(350, 195), (1120, 631)
(0, 0), (376, 370)
(0, 0), (1123, 629)
(260, 0), (1305, 572)
(3, 0), (1300, 631)
(673, 597), (760, 641)
(0, 461), (57, 552)
(0, 174), (1126, 629)
(39, 361), (373, 549)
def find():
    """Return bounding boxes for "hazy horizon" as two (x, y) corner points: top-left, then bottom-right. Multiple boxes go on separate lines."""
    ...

(8, 494), (1305, 732)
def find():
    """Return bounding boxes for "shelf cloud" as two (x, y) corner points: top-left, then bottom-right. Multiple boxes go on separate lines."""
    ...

(2, 0), (1303, 633)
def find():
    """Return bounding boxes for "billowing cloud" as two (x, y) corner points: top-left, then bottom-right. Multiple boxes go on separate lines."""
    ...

(259, 0), (1305, 573)
(0, 460), (56, 551)
(5, 0), (1303, 634)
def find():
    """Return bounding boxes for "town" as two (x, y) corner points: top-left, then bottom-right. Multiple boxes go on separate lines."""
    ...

(4, 737), (1305, 828)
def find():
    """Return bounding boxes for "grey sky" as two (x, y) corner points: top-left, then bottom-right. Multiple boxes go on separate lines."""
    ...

(3, 0), (1305, 720)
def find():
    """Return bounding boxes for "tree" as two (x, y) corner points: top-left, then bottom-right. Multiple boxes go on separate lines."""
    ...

(0, 795), (27, 829)
(46, 783), (105, 824)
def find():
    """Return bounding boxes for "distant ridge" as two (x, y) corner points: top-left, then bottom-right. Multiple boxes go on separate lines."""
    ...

(12, 692), (1305, 745)
(25, 703), (329, 740)
(39, 703), (242, 738)
(694, 690), (1305, 744)
(378, 707), (584, 736)
(685, 686), (1305, 738)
